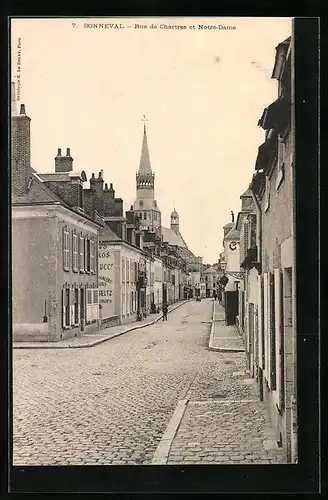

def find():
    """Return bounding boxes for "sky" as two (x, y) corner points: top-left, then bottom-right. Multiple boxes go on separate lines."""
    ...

(11, 17), (292, 264)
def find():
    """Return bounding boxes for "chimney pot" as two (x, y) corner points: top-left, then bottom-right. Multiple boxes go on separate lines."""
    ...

(91, 173), (95, 179)
(110, 183), (113, 189)
(105, 183), (108, 190)
(66, 148), (71, 156)
(20, 104), (26, 115)
(57, 148), (62, 156)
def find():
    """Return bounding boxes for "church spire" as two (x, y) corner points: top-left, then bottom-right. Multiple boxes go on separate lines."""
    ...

(138, 115), (152, 175)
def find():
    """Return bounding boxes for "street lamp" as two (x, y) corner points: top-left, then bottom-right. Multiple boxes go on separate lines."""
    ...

(218, 259), (227, 273)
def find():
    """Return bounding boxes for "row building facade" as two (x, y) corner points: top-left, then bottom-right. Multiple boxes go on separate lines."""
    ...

(218, 36), (296, 462)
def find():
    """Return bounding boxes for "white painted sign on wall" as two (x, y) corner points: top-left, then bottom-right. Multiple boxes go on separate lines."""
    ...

(98, 245), (115, 319)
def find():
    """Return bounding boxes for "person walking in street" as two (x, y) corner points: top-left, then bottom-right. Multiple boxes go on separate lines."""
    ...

(162, 302), (168, 321)
(213, 290), (217, 301)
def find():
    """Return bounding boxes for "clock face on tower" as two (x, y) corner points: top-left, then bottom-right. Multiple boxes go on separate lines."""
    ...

(229, 241), (237, 251)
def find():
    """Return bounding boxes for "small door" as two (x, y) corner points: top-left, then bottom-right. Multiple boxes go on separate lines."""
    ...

(225, 290), (238, 325)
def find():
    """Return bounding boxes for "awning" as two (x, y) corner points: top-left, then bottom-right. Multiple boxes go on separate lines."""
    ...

(255, 131), (278, 171)
(240, 246), (258, 269)
(258, 96), (290, 134)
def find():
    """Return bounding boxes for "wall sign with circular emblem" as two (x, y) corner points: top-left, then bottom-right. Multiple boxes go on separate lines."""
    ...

(229, 241), (238, 251)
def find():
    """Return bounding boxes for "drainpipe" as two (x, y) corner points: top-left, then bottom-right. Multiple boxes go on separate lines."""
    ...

(250, 181), (264, 401)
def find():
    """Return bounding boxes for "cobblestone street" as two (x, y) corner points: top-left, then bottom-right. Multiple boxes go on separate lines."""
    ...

(13, 299), (285, 465)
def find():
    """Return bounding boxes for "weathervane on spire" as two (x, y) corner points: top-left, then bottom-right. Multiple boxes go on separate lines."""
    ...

(142, 114), (148, 131)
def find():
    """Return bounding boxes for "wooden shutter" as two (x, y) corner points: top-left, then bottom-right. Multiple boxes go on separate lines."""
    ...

(79, 234), (84, 271)
(263, 273), (268, 379)
(269, 273), (277, 390)
(62, 288), (66, 328)
(90, 238), (95, 273)
(275, 269), (285, 410)
(62, 227), (66, 270)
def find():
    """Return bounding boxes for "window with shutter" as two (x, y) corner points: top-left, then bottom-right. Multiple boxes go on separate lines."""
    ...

(90, 238), (95, 273)
(122, 258), (125, 283)
(86, 238), (91, 272)
(275, 268), (285, 410)
(263, 273), (269, 378)
(63, 287), (70, 328)
(72, 232), (78, 272)
(62, 289), (66, 328)
(84, 237), (88, 271)
(74, 288), (79, 324)
(258, 275), (265, 370)
(269, 273), (277, 390)
(79, 234), (85, 272)
(63, 227), (70, 271)
(86, 288), (93, 322)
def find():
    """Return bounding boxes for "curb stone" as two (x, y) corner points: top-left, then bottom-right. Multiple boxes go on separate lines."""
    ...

(208, 301), (245, 353)
(152, 399), (189, 465)
(13, 300), (189, 350)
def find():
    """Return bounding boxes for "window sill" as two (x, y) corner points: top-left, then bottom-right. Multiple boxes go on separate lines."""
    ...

(63, 267), (70, 272)
(73, 269), (78, 273)
(80, 269), (85, 274)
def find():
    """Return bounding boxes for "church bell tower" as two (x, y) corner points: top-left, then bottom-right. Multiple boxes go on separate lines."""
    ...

(132, 116), (161, 234)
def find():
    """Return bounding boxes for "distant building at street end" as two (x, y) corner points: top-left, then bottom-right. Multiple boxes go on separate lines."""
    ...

(202, 264), (220, 298)
(219, 213), (242, 292)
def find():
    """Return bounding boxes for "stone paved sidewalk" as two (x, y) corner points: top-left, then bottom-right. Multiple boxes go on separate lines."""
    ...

(13, 300), (188, 350)
(153, 301), (285, 465)
(165, 399), (284, 464)
(209, 302), (244, 352)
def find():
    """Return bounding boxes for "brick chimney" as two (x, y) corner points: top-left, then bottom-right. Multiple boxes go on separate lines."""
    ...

(55, 147), (73, 172)
(11, 102), (31, 196)
(90, 171), (104, 198)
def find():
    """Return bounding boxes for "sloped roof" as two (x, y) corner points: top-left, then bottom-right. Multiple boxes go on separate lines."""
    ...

(99, 224), (120, 241)
(138, 125), (152, 175)
(38, 170), (87, 182)
(162, 227), (187, 248)
(12, 170), (64, 205)
(38, 173), (70, 182)
(132, 197), (160, 212)
(240, 187), (252, 198)
(12, 169), (102, 226)
(225, 227), (241, 240)
(203, 265), (219, 274)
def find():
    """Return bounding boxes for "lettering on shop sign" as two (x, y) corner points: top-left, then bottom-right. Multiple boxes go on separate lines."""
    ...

(98, 246), (115, 317)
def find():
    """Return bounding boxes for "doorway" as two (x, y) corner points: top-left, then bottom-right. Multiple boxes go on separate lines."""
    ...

(80, 288), (85, 332)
